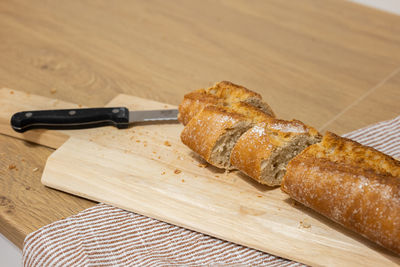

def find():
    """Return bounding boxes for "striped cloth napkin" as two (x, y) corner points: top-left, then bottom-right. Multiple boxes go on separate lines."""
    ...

(23, 116), (400, 266)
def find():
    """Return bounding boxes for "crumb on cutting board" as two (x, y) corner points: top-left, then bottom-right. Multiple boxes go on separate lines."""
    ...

(174, 169), (181, 174)
(181, 179), (185, 182)
(161, 171), (166, 175)
(8, 164), (16, 170)
(164, 141), (171, 147)
(299, 219), (311, 229)
(50, 88), (57, 94)
(32, 167), (39, 172)
(198, 163), (208, 168)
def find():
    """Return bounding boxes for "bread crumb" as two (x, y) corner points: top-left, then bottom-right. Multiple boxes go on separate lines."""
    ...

(144, 143), (147, 147)
(157, 156), (161, 159)
(181, 179), (185, 182)
(215, 175), (219, 178)
(198, 163), (207, 168)
(153, 151), (157, 154)
(135, 140), (140, 143)
(78, 104), (82, 108)
(21, 159), (25, 162)
(299, 219), (311, 229)
(32, 167), (39, 172)
(8, 164), (16, 170)
(164, 141), (171, 147)
(10, 90), (14, 94)
(161, 171), (166, 175)
(257, 195), (262, 198)
(289, 199), (297, 207)
(174, 169), (181, 174)
(164, 105), (168, 108)
(50, 88), (57, 94)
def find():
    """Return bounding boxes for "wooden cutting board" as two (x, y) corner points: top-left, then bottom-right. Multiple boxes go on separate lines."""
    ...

(1, 88), (399, 266)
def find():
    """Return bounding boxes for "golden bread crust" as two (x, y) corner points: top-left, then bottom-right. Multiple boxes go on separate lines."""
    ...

(180, 105), (249, 167)
(178, 90), (220, 125)
(230, 120), (321, 185)
(230, 123), (273, 182)
(229, 102), (274, 124)
(178, 81), (275, 125)
(313, 132), (400, 176)
(281, 132), (400, 254)
(206, 81), (262, 100)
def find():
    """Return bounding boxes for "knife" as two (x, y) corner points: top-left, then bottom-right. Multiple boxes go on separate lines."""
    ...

(10, 107), (179, 133)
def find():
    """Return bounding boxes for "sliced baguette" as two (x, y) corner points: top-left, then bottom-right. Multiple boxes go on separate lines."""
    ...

(281, 132), (400, 255)
(180, 101), (274, 169)
(180, 105), (253, 169)
(230, 119), (321, 186)
(178, 81), (275, 125)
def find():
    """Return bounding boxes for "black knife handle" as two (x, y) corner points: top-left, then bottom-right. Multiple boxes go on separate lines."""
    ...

(10, 107), (129, 133)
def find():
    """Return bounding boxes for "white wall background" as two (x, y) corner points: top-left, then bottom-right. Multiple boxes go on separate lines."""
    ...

(0, 1), (399, 267)
(0, 233), (22, 266)
(350, 0), (400, 15)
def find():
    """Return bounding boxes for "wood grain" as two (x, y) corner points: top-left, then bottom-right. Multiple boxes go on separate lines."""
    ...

(0, 0), (399, 257)
(40, 95), (399, 266)
(0, 134), (94, 248)
(322, 70), (400, 134)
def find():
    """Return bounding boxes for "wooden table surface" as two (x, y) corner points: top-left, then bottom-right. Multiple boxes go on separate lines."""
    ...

(1, 0), (399, 250)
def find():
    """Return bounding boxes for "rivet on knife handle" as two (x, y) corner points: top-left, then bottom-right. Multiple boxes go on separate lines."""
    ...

(10, 107), (130, 132)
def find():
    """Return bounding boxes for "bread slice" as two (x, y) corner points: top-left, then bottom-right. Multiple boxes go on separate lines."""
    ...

(178, 81), (275, 125)
(180, 105), (253, 169)
(281, 132), (400, 255)
(230, 119), (321, 186)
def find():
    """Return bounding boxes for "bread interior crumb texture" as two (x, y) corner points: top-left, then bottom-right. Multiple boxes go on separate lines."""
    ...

(244, 98), (275, 117)
(211, 121), (251, 169)
(261, 135), (319, 185)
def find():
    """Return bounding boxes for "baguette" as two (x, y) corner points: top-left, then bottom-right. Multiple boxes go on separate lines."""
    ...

(178, 81), (275, 125)
(180, 105), (253, 169)
(230, 119), (321, 186)
(281, 132), (400, 254)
